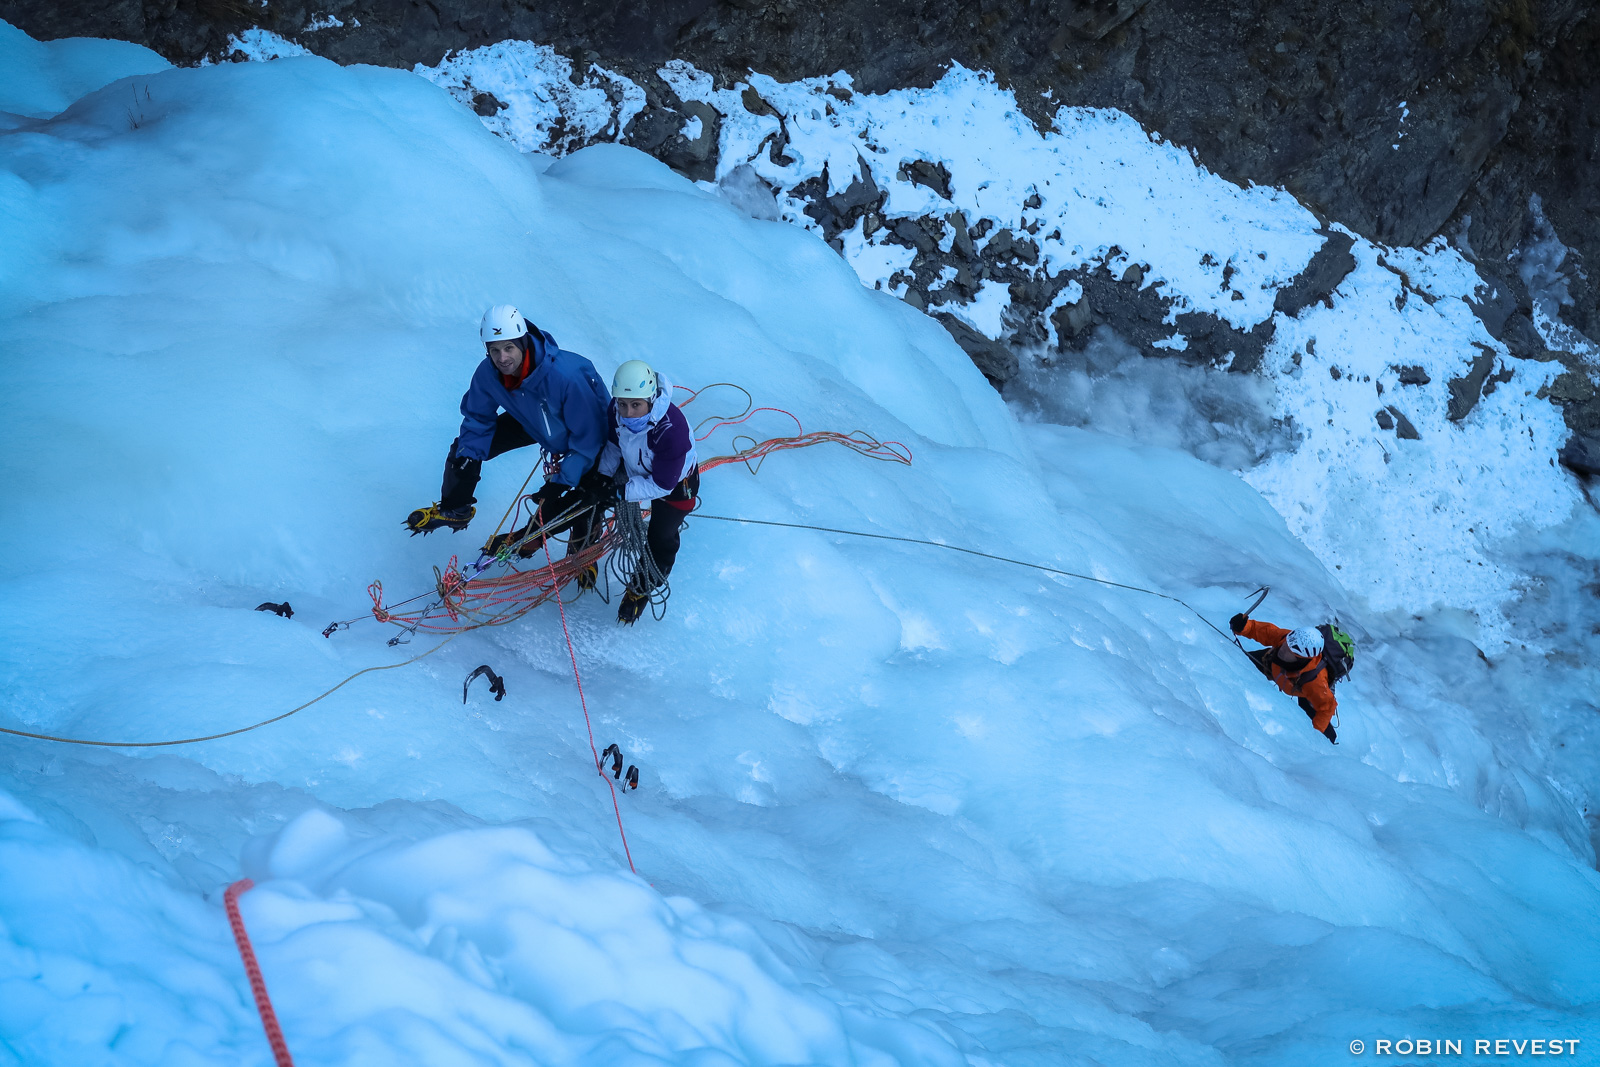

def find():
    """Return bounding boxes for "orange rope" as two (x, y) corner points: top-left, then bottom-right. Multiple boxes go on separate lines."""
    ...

(537, 513), (638, 874)
(225, 880), (296, 1067)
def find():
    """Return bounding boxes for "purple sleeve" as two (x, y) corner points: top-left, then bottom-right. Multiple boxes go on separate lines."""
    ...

(650, 405), (693, 491)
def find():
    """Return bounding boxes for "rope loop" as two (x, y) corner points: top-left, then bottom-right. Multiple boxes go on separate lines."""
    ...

(367, 581), (392, 624)
(600, 501), (672, 619)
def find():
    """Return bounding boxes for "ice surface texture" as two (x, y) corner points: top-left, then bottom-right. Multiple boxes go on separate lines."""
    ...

(2, 28), (1598, 1067)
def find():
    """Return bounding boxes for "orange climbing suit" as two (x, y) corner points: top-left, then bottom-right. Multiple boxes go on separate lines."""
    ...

(1239, 619), (1338, 731)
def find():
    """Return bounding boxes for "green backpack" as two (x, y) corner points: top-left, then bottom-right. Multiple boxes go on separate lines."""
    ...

(1318, 624), (1356, 687)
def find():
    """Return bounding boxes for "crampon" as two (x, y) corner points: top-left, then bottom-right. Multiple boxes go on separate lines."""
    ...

(404, 503), (474, 536)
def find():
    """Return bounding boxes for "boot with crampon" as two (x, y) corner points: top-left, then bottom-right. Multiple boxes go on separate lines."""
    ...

(405, 503), (474, 535)
(617, 587), (650, 625)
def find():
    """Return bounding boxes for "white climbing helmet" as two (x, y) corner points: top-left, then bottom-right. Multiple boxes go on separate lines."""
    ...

(612, 359), (659, 399)
(1285, 627), (1324, 659)
(480, 304), (528, 343)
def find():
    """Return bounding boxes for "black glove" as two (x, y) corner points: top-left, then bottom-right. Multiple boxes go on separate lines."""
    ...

(1322, 725), (1337, 745)
(578, 466), (620, 506)
(1230, 613), (1248, 634)
(531, 481), (566, 510)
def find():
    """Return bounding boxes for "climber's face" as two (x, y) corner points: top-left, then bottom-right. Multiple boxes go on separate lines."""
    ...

(487, 340), (523, 374)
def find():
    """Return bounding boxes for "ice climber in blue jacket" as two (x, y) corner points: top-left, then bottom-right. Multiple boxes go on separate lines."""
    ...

(405, 305), (615, 560)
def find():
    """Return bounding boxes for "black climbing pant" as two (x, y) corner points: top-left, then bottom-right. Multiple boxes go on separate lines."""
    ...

(441, 413), (601, 546)
(440, 414), (536, 511)
(635, 466), (700, 589)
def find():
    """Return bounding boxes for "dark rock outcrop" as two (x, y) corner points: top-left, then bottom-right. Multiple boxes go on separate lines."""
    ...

(932, 312), (1017, 388)
(1543, 373), (1600, 447)
(471, 91), (506, 117)
(1448, 347), (1499, 422)
(899, 159), (952, 200)
(1273, 230), (1356, 318)
(1559, 433), (1600, 478)
(1385, 405), (1421, 440)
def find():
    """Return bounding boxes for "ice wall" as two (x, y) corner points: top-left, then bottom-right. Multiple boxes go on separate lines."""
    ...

(2, 27), (1598, 1067)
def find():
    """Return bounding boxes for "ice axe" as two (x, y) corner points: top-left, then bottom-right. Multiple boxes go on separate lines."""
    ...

(1231, 587), (1270, 649)
(600, 745), (639, 792)
(463, 664), (506, 703)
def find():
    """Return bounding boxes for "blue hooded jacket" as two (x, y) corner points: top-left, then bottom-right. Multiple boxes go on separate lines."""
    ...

(457, 328), (611, 486)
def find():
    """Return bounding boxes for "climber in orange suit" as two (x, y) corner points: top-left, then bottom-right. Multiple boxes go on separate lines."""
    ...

(1230, 615), (1338, 744)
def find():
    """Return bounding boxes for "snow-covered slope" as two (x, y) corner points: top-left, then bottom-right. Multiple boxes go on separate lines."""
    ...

(3, 27), (1599, 1067)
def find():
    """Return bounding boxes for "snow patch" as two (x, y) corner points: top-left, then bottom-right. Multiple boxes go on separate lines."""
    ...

(414, 41), (645, 155)
(225, 29), (310, 62)
(1247, 235), (1576, 647)
(664, 63), (1324, 331)
(1516, 194), (1600, 361)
